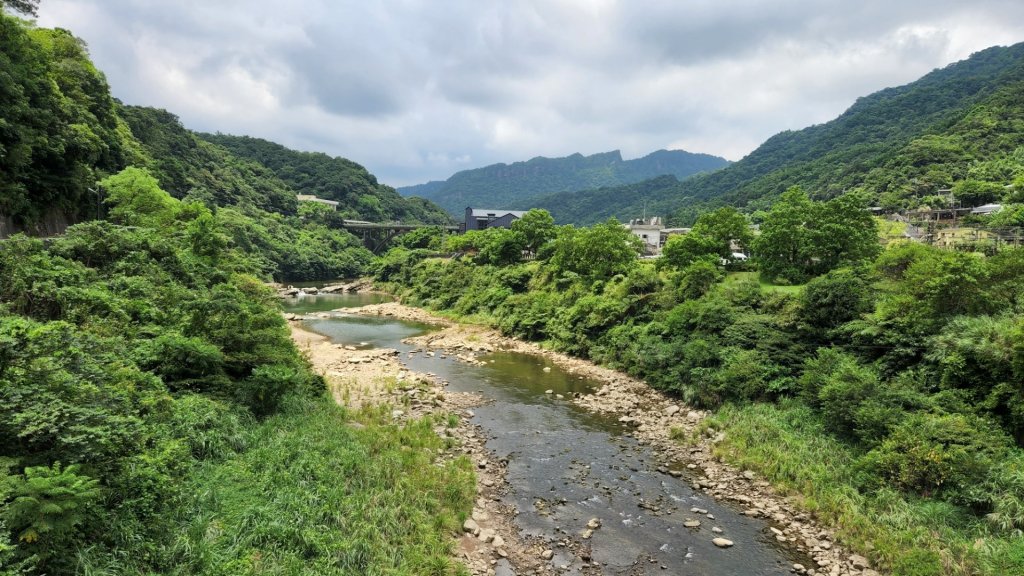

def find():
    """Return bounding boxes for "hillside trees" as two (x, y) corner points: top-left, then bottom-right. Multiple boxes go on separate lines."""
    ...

(754, 187), (880, 282)
(661, 206), (753, 269)
(0, 15), (126, 224)
(546, 218), (643, 282)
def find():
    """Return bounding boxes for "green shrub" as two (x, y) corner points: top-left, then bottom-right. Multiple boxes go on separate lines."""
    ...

(858, 413), (1010, 503)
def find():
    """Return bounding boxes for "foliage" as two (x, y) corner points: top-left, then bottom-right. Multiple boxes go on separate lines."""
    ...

(201, 133), (452, 224)
(101, 166), (179, 226)
(545, 219), (643, 282)
(510, 208), (557, 255)
(165, 401), (474, 576)
(6, 463), (100, 548)
(118, 106), (297, 214)
(0, 211), (321, 572)
(376, 205), (1024, 575)
(0, 15), (126, 224)
(754, 187), (880, 283)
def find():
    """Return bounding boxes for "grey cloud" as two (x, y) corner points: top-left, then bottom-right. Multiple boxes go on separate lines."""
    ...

(35, 0), (1024, 186)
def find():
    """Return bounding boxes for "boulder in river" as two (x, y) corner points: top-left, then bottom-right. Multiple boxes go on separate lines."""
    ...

(712, 537), (734, 548)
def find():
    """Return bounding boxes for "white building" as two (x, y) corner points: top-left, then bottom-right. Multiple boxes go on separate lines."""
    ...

(626, 216), (664, 255)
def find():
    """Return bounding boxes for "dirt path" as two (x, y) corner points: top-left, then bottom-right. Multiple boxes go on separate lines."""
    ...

(340, 301), (881, 576)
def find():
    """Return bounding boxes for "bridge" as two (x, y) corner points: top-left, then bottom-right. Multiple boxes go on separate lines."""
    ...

(339, 220), (461, 253)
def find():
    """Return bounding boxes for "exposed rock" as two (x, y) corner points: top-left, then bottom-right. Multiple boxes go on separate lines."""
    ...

(683, 520), (701, 528)
(850, 554), (871, 569)
(463, 518), (480, 535)
(541, 549), (553, 560)
(712, 538), (734, 548)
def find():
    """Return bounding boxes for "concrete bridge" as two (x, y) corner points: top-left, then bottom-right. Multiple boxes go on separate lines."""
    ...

(339, 220), (460, 253)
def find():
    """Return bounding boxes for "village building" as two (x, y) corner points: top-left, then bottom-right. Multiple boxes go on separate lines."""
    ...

(464, 207), (527, 231)
(626, 216), (664, 255)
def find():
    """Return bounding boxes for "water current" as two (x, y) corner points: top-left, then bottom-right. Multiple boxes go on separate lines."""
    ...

(282, 293), (801, 575)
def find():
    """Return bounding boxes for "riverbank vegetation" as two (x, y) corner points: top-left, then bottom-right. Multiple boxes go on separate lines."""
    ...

(0, 169), (473, 574)
(377, 201), (1024, 575)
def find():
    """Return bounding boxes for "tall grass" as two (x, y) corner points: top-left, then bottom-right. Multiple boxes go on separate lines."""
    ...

(163, 398), (475, 576)
(698, 400), (1024, 576)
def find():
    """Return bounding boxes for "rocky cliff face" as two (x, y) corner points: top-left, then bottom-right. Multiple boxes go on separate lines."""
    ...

(0, 208), (76, 238)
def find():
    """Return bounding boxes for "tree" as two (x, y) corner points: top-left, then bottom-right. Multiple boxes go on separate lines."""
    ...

(100, 166), (179, 227)
(799, 267), (874, 336)
(752, 187), (814, 282)
(661, 232), (720, 269)
(692, 206), (753, 256)
(547, 219), (642, 282)
(7, 463), (100, 547)
(753, 187), (880, 283)
(511, 208), (556, 255)
(953, 179), (1003, 207)
(2, 1), (39, 16)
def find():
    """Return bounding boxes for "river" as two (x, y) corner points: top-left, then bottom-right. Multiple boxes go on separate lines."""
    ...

(283, 293), (802, 575)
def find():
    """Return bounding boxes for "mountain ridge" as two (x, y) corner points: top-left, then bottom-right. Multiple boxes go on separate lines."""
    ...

(530, 42), (1024, 225)
(397, 148), (729, 215)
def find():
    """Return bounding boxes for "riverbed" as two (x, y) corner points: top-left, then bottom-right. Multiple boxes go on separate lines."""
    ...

(282, 293), (819, 575)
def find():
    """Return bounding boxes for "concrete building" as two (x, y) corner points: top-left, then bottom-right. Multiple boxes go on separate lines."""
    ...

(464, 208), (527, 231)
(626, 216), (664, 255)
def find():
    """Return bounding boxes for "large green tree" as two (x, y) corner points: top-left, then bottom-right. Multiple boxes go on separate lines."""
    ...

(754, 187), (880, 282)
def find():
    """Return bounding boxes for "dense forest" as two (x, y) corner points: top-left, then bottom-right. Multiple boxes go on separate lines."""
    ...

(200, 134), (452, 225)
(376, 197), (1024, 574)
(397, 149), (729, 217)
(532, 42), (1024, 226)
(0, 11), (473, 574)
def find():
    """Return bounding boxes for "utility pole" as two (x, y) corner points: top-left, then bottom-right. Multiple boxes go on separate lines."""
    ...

(88, 187), (100, 220)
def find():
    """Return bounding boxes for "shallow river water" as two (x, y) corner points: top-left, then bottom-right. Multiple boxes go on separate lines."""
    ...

(283, 294), (801, 575)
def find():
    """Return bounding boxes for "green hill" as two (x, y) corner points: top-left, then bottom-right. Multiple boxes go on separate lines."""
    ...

(119, 106), (299, 214)
(539, 42), (1024, 225)
(200, 134), (452, 224)
(397, 149), (729, 216)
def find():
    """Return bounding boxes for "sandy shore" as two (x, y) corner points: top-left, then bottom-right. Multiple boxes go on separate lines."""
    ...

(339, 301), (881, 576)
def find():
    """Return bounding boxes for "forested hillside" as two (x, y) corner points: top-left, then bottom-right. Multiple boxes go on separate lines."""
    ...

(0, 12), (464, 280)
(119, 106), (298, 214)
(397, 149), (729, 217)
(526, 175), (688, 225)
(201, 134), (453, 224)
(0, 15), (128, 226)
(0, 10), (473, 574)
(539, 42), (1024, 225)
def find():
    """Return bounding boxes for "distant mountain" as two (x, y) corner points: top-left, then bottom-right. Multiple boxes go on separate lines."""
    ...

(397, 149), (729, 215)
(544, 42), (1024, 226)
(200, 134), (452, 224)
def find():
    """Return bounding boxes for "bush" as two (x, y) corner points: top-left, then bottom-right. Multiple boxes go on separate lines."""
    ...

(858, 412), (1011, 503)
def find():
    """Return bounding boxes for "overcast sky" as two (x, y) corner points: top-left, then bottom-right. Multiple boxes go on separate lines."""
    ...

(34, 0), (1024, 187)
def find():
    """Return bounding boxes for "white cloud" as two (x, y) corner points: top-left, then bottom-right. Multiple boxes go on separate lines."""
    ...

(36, 0), (1024, 186)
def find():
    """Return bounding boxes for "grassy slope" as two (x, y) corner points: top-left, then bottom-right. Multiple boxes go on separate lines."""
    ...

(699, 402), (1024, 576)
(166, 399), (474, 576)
